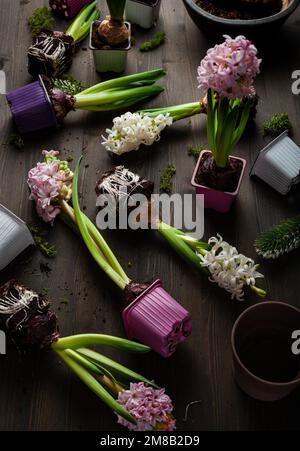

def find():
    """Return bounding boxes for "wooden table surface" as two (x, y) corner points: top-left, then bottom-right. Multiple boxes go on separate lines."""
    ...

(1, 0), (300, 432)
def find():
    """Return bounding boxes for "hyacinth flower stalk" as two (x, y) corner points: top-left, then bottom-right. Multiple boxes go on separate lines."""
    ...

(27, 151), (192, 357)
(28, 1), (100, 77)
(97, 166), (267, 301)
(197, 35), (261, 170)
(101, 95), (258, 156)
(0, 281), (176, 431)
(255, 215), (300, 259)
(157, 225), (266, 301)
(102, 102), (206, 155)
(6, 69), (165, 134)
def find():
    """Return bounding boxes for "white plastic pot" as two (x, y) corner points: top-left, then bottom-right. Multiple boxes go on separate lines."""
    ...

(125, 0), (162, 29)
(0, 204), (34, 271)
(89, 21), (131, 73)
(250, 130), (300, 194)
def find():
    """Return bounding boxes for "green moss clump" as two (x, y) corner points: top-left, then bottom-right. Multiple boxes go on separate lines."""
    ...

(28, 224), (57, 258)
(140, 32), (166, 52)
(160, 164), (176, 193)
(187, 144), (205, 159)
(28, 7), (54, 37)
(9, 133), (25, 150)
(263, 113), (292, 137)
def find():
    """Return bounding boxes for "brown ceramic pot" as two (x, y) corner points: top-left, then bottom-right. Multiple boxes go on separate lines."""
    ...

(231, 302), (300, 401)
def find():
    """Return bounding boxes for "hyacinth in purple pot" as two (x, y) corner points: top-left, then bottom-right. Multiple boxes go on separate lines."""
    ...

(6, 68), (165, 134)
(27, 151), (191, 357)
(0, 280), (175, 431)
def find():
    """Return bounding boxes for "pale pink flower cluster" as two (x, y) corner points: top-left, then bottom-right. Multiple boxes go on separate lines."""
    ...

(197, 35), (261, 99)
(117, 382), (176, 431)
(28, 150), (73, 224)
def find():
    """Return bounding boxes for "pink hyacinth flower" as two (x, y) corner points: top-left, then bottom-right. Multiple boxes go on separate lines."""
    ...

(197, 35), (261, 99)
(117, 382), (176, 431)
(28, 151), (73, 224)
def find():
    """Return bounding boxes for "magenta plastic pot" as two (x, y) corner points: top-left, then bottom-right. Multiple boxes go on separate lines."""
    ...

(191, 150), (247, 213)
(6, 76), (57, 134)
(49, 0), (94, 19)
(122, 279), (192, 358)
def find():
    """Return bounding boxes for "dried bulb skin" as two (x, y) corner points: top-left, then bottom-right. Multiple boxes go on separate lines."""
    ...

(96, 17), (129, 47)
(0, 280), (59, 351)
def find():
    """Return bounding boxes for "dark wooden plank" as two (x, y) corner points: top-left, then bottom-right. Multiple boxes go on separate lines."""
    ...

(0, 0), (300, 431)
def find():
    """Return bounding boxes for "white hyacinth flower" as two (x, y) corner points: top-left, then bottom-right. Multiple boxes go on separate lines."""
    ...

(101, 112), (173, 155)
(198, 235), (264, 301)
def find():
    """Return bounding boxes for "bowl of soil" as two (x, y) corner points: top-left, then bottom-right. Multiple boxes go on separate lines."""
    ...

(191, 150), (247, 213)
(182, 0), (300, 36)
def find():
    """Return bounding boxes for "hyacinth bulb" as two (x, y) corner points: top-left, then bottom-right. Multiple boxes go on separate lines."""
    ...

(93, 18), (129, 48)
(28, 31), (75, 78)
(0, 280), (59, 350)
(42, 76), (76, 122)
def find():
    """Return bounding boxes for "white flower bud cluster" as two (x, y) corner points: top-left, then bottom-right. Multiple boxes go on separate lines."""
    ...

(101, 112), (173, 155)
(199, 235), (264, 301)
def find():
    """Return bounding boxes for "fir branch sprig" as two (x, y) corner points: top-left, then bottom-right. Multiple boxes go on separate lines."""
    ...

(51, 75), (86, 96)
(255, 215), (300, 259)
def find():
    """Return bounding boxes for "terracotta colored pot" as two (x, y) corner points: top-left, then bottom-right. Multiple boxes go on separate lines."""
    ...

(191, 150), (247, 213)
(231, 302), (300, 401)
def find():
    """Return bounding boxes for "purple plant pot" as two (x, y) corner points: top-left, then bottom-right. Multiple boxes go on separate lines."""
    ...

(49, 0), (94, 19)
(191, 150), (247, 214)
(6, 76), (57, 134)
(122, 280), (192, 358)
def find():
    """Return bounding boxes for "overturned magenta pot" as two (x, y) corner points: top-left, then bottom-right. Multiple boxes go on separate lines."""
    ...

(49, 0), (94, 19)
(232, 302), (300, 402)
(191, 150), (247, 214)
(123, 279), (192, 358)
(6, 76), (58, 134)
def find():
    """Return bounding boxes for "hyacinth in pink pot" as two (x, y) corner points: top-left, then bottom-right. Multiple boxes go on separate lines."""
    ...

(0, 280), (175, 431)
(27, 151), (192, 358)
(192, 35), (261, 213)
